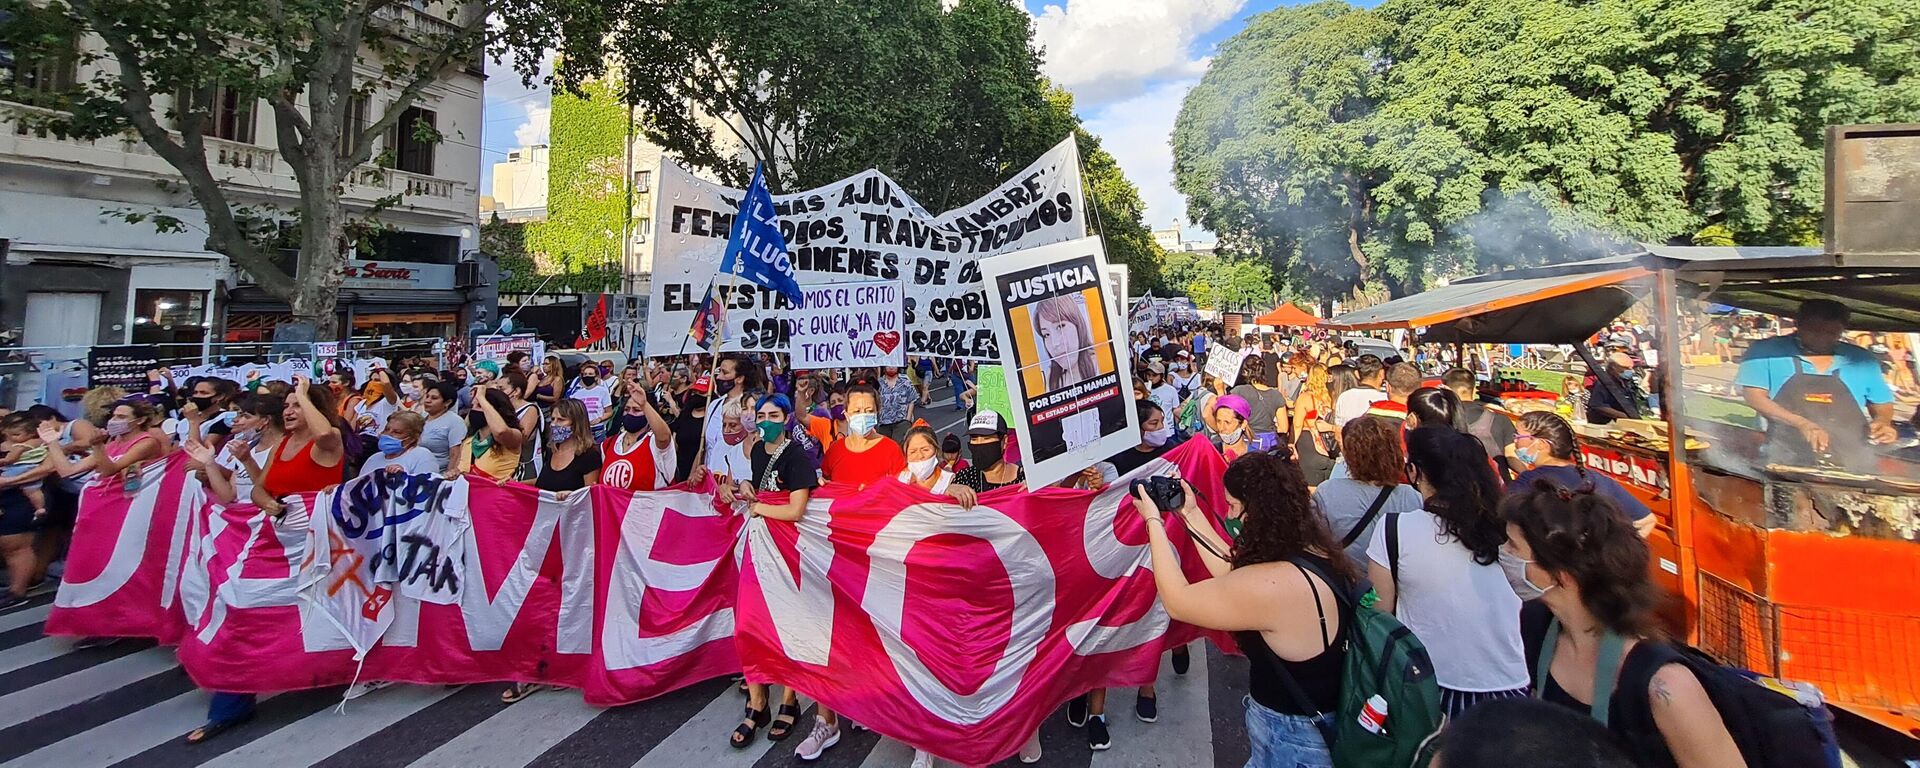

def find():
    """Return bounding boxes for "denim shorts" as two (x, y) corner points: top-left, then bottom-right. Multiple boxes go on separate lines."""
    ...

(1243, 695), (1334, 768)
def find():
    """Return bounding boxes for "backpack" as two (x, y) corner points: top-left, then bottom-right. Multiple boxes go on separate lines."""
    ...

(1534, 618), (1841, 768)
(1278, 557), (1445, 768)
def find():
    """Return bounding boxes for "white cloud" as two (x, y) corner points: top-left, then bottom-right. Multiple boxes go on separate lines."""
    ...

(1082, 78), (1209, 241)
(1031, 0), (1241, 108)
(512, 102), (551, 147)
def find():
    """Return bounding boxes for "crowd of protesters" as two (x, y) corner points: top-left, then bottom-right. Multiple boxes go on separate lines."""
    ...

(0, 322), (1777, 767)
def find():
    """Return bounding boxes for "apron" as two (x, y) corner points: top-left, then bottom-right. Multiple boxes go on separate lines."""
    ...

(1767, 355), (1873, 469)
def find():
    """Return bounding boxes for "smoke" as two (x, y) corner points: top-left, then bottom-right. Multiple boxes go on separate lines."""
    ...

(1452, 190), (1632, 273)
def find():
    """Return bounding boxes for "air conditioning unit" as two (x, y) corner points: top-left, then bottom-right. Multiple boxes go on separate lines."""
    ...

(455, 260), (483, 288)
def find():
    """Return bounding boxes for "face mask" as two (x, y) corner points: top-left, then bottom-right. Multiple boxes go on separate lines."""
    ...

(621, 413), (649, 433)
(972, 440), (1004, 469)
(1515, 446), (1540, 465)
(1499, 550), (1554, 601)
(847, 413), (878, 436)
(105, 420), (132, 437)
(190, 396), (215, 411)
(378, 435), (406, 456)
(715, 379), (736, 395)
(1143, 425), (1173, 448)
(469, 412), (490, 432)
(231, 427), (259, 445)
(908, 456), (938, 481)
(1221, 430), (1245, 445)
(549, 425), (574, 444)
(757, 419), (785, 443)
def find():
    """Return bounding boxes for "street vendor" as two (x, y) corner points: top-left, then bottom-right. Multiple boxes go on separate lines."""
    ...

(1736, 299), (1897, 468)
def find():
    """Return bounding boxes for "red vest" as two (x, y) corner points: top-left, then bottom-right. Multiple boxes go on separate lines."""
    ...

(601, 432), (664, 491)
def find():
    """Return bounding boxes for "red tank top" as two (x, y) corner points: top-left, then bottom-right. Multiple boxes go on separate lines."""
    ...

(263, 436), (340, 498)
(600, 432), (662, 491)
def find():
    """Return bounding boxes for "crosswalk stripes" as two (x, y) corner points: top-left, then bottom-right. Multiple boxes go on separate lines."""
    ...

(0, 596), (1248, 768)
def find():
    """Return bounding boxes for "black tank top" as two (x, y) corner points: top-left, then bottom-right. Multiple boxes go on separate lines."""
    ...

(1235, 553), (1349, 715)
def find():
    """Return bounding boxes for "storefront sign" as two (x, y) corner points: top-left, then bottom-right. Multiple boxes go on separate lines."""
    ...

(1580, 444), (1667, 493)
(339, 260), (456, 290)
(87, 345), (160, 390)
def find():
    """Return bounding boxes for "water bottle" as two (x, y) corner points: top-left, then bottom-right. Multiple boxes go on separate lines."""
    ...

(1357, 694), (1389, 735)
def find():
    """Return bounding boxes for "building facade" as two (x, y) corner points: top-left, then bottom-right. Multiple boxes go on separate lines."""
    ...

(0, 5), (491, 405)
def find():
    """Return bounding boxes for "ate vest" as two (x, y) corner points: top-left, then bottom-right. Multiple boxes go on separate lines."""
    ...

(601, 433), (666, 491)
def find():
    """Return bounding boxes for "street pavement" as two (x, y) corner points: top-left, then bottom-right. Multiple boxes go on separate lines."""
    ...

(0, 591), (1252, 768)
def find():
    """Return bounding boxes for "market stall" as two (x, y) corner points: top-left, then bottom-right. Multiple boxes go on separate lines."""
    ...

(1328, 245), (1920, 738)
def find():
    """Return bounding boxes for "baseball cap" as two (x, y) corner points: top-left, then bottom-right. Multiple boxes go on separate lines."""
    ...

(692, 372), (712, 394)
(1148, 361), (1167, 374)
(968, 411), (1008, 436)
(1175, 349), (1192, 360)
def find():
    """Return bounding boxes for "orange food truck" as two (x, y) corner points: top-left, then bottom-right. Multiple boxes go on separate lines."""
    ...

(1326, 241), (1920, 745)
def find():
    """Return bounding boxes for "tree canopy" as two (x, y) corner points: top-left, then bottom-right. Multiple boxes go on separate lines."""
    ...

(1173, 0), (1920, 303)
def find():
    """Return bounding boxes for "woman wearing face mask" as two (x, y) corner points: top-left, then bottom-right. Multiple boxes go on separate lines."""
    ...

(1371, 427), (1528, 718)
(178, 377), (241, 444)
(691, 354), (763, 488)
(355, 411), (437, 478)
(953, 411), (1024, 493)
(1106, 399), (1180, 477)
(20, 400), (167, 610)
(1503, 483), (1742, 768)
(722, 394), (818, 753)
(181, 394), (285, 505)
(448, 388), (525, 482)
(1511, 412), (1656, 537)
(820, 384), (905, 487)
(532, 398), (601, 499)
(600, 389), (676, 492)
(1210, 394), (1255, 461)
(1132, 450), (1359, 767)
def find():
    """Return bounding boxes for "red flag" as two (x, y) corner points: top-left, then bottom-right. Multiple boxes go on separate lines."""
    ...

(577, 294), (608, 349)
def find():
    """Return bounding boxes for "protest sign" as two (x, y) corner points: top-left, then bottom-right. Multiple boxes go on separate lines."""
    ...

(975, 364), (1012, 423)
(50, 440), (1232, 766)
(1204, 344), (1250, 386)
(788, 280), (905, 368)
(645, 137), (1085, 360)
(473, 334), (538, 365)
(86, 344), (160, 390)
(978, 236), (1138, 489)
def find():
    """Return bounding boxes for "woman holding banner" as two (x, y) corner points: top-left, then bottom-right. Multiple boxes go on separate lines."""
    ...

(724, 393), (818, 753)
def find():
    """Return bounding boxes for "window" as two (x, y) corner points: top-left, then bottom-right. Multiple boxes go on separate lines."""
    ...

(130, 289), (209, 347)
(0, 10), (77, 107)
(208, 86), (257, 143)
(340, 94), (370, 157)
(633, 218), (650, 244)
(632, 170), (652, 193)
(392, 106), (436, 175)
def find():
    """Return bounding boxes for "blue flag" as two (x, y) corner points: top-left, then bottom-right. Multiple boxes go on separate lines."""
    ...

(719, 165), (804, 308)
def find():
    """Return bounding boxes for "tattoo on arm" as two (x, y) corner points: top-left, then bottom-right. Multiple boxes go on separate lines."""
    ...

(1651, 676), (1675, 707)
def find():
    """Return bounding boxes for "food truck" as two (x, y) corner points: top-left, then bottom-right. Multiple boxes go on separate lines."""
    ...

(1326, 239), (1920, 740)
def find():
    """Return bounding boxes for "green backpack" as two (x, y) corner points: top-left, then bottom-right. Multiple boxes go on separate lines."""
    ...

(1280, 556), (1445, 768)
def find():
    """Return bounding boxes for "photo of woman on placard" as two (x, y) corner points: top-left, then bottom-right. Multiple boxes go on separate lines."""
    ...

(1035, 294), (1100, 390)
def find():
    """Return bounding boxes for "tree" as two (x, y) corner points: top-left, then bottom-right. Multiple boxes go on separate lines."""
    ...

(523, 78), (624, 293)
(0, 0), (575, 335)
(1174, 0), (1920, 305)
(1160, 250), (1272, 312)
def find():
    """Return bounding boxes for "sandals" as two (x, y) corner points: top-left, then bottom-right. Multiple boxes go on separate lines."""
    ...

(184, 713), (254, 745)
(730, 705), (770, 749)
(500, 682), (552, 703)
(766, 702), (801, 742)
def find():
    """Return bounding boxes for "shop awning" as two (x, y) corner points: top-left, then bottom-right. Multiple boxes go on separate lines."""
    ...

(1254, 302), (1321, 326)
(1325, 267), (1651, 344)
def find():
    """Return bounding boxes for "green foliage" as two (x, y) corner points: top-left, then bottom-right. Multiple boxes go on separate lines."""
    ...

(1173, 0), (1920, 304)
(1161, 250), (1273, 312)
(524, 79), (625, 292)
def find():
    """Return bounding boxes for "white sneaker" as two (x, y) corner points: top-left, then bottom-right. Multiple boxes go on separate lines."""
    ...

(795, 717), (840, 761)
(343, 680), (394, 700)
(1019, 731), (1043, 763)
(910, 748), (934, 768)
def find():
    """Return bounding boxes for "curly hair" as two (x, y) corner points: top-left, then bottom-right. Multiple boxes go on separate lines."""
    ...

(1501, 480), (1665, 639)
(1405, 427), (1507, 565)
(1225, 451), (1359, 584)
(1340, 415), (1404, 486)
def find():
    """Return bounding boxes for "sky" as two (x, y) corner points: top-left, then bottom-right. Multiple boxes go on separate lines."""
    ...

(478, 0), (1302, 243)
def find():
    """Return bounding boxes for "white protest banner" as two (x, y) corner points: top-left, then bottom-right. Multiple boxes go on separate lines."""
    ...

(646, 137), (1085, 360)
(789, 280), (905, 368)
(474, 334), (538, 365)
(1204, 344), (1250, 386)
(978, 236), (1139, 489)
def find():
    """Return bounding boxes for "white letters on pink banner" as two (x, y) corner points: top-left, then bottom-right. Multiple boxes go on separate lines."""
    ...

(49, 441), (1232, 765)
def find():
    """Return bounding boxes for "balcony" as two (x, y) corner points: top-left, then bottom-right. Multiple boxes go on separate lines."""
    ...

(3, 100), (472, 220)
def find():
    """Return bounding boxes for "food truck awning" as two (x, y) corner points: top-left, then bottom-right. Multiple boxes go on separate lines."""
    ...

(1636, 243), (1920, 331)
(1324, 266), (1650, 343)
(1254, 302), (1321, 327)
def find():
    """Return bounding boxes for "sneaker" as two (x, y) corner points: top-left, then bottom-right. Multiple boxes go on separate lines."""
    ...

(1066, 693), (1089, 727)
(344, 680), (394, 700)
(0, 593), (24, 611)
(1086, 716), (1111, 751)
(1171, 645), (1190, 675)
(910, 748), (935, 768)
(1135, 694), (1158, 723)
(795, 717), (840, 761)
(1019, 731), (1043, 763)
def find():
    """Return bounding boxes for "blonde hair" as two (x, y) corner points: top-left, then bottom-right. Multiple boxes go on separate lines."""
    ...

(81, 386), (127, 423)
(386, 410), (425, 442)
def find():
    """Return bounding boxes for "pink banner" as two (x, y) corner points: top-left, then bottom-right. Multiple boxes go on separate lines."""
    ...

(45, 440), (1231, 764)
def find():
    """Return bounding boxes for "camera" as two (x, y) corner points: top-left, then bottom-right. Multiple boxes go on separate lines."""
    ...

(1130, 476), (1185, 513)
